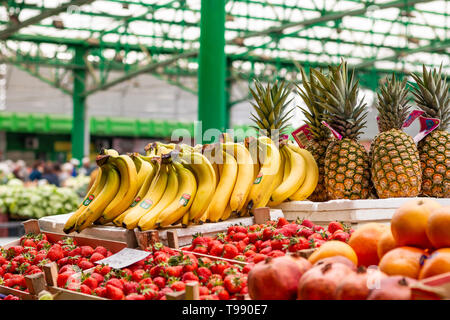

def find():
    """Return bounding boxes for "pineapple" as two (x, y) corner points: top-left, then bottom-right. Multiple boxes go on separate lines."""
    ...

(411, 65), (450, 198)
(370, 74), (422, 198)
(312, 61), (370, 200)
(296, 67), (333, 202)
(249, 79), (294, 140)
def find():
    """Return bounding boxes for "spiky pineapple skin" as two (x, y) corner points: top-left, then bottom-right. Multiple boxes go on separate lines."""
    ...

(418, 130), (450, 198)
(325, 138), (370, 200)
(370, 129), (421, 198)
(306, 139), (331, 202)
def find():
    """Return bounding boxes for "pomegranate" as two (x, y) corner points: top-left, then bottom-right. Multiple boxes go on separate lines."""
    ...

(336, 267), (387, 300)
(313, 256), (357, 271)
(248, 255), (311, 300)
(297, 262), (353, 300)
(367, 276), (416, 300)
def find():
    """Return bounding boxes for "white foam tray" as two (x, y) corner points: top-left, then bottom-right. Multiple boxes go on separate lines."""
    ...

(275, 197), (450, 227)
(38, 209), (284, 247)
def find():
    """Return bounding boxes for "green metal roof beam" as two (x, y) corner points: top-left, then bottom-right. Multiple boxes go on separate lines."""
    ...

(0, 0), (95, 39)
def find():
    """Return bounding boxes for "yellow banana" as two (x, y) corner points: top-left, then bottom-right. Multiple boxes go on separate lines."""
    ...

(203, 145), (221, 187)
(113, 160), (157, 227)
(74, 166), (121, 232)
(102, 149), (119, 156)
(177, 151), (216, 220)
(122, 163), (168, 229)
(268, 149), (285, 204)
(156, 162), (197, 227)
(269, 145), (306, 206)
(243, 136), (281, 214)
(220, 204), (233, 221)
(101, 155), (139, 222)
(181, 211), (190, 228)
(222, 142), (254, 213)
(78, 166), (103, 209)
(282, 147), (291, 182)
(64, 166), (108, 233)
(208, 150), (238, 222)
(138, 164), (179, 231)
(288, 145), (319, 201)
(196, 207), (209, 224)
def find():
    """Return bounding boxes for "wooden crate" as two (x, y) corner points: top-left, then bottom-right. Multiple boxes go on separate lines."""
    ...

(275, 197), (450, 228)
(39, 208), (284, 247)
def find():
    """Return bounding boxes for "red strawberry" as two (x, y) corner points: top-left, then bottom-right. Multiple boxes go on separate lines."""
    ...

(170, 281), (186, 292)
(223, 244), (239, 259)
(154, 252), (169, 264)
(277, 217), (289, 228)
(197, 267), (212, 283)
(37, 240), (50, 251)
(125, 293), (145, 300)
(210, 260), (230, 276)
(123, 281), (139, 295)
(106, 284), (124, 300)
(89, 252), (105, 263)
(57, 271), (75, 288)
(209, 243), (224, 257)
(93, 246), (108, 257)
(22, 239), (37, 248)
(199, 286), (210, 295)
(192, 246), (208, 255)
(313, 225), (324, 232)
(267, 250), (285, 257)
(224, 274), (246, 294)
(106, 278), (124, 290)
(90, 272), (104, 284)
(139, 278), (154, 286)
(252, 253), (267, 264)
(7, 246), (23, 258)
(298, 227), (314, 238)
(328, 221), (344, 234)
(230, 232), (247, 242)
(79, 284), (92, 295)
(82, 276), (98, 290)
(80, 246), (94, 258)
(332, 230), (350, 242)
(67, 247), (81, 257)
(259, 246), (272, 255)
(280, 223), (300, 237)
(206, 274), (224, 290)
(46, 244), (64, 262)
(78, 260), (94, 270)
(181, 255), (198, 273)
(153, 276), (166, 289)
(212, 286), (230, 300)
(247, 232), (261, 244)
(308, 233), (323, 241)
(242, 263), (255, 274)
(99, 265), (111, 276)
(166, 265), (183, 278)
(132, 269), (147, 282)
(299, 218), (315, 229)
(192, 233), (209, 247)
(182, 271), (199, 283)
(33, 253), (47, 265)
(288, 237), (309, 252)
(93, 286), (107, 298)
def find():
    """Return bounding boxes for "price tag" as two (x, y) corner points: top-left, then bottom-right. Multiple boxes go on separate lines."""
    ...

(413, 116), (440, 143)
(403, 110), (425, 128)
(321, 121), (342, 140)
(94, 248), (151, 269)
(291, 124), (312, 148)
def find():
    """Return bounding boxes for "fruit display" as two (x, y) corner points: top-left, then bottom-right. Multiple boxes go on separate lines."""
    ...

(57, 242), (250, 300)
(63, 132), (319, 233)
(0, 182), (80, 219)
(370, 74), (422, 198)
(411, 65), (450, 198)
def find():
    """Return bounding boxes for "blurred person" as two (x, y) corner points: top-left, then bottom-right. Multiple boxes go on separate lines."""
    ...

(29, 160), (44, 181)
(70, 158), (80, 177)
(79, 157), (94, 176)
(12, 160), (28, 181)
(59, 162), (74, 185)
(42, 163), (60, 187)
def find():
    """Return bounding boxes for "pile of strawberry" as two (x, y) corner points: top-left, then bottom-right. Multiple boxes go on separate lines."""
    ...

(0, 233), (114, 292)
(57, 243), (249, 300)
(184, 217), (353, 267)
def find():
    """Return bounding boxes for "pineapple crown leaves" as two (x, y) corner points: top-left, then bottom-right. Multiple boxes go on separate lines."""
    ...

(410, 64), (450, 130)
(249, 79), (295, 137)
(296, 66), (331, 141)
(376, 73), (410, 132)
(312, 60), (368, 140)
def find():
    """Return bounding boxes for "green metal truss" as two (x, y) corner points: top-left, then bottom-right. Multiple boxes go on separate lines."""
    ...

(0, 0), (449, 155)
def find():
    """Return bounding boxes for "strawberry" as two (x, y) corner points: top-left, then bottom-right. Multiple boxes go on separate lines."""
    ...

(270, 234), (287, 251)
(78, 260), (94, 270)
(22, 239), (37, 248)
(308, 233), (323, 241)
(192, 233), (209, 247)
(199, 286), (210, 295)
(197, 267), (212, 283)
(212, 286), (230, 300)
(298, 227), (314, 238)
(132, 269), (147, 282)
(277, 217), (289, 228)
(79, 284), (92, 295)
(139, 278), (154, 286)
(106, 284), (124, 300)
(192, 246), (208, 255)
(210, 260), (230, 276)
(80, 246), (94, 258)
(224, 275), (246, 294)
(67, 247), (81, 257)
(93, 246), (108, 257)
(182, 271), (199, 283)
(267, 250), (285, 257)
(229, 232), (247, 242)
(280, 223), (300, 237)
(209, 243), (224, 257)
(252, 253), (267, 264)
(123, 281), (139, 295)
(223, 244), (239, 259)
(288, 237), (309, 252)
(98, 265), (111, 276)
(106, 278), (124, 290)
(90, 272), (104, 284)
(82, 276), (98, 290)
(328, 221), (344, 234)
(154, 252), (169, 264)
(90, 252), (105, 263)
(298, 218), (315, 229)
(247, 232), (261, 244)
(93, 287), (107, 298)
(181, 255), (198, 273)
(46, 244), (64, 262)
(206, 274), (224, 290)
(153, 276), (166, 289)
(125, 293), (146, 300)
(156, 287), (173, 300)
(170, 281), (186, 292)
(331, 230), (350, 242)
(166, 265), (183, 278)
(242, 263), (255, 274)
(37, 240), (50, 251)
(313, 225), (325, 232)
